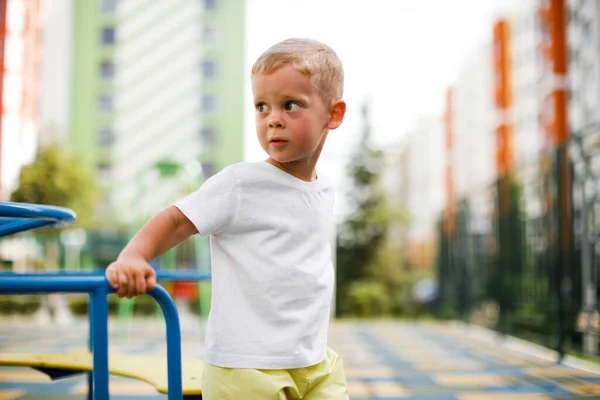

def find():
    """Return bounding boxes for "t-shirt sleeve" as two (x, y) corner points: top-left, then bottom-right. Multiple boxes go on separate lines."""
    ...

(173, 166), (237, 236)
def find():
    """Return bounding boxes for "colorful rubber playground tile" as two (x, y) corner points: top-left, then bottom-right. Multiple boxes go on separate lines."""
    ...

(1, 318), (600, 399)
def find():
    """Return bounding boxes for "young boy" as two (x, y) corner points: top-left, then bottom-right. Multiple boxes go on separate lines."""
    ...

(106, 38), (349, 399)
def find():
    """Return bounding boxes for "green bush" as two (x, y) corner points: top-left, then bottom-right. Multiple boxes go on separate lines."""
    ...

(69, 294), (160, 316)
(345, 280), (391, 317)
(0, 294), (163, 316)
(0, 295), (41, 314)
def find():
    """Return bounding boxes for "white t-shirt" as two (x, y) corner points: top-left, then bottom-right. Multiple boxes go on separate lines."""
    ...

(174, 161), (335, 369)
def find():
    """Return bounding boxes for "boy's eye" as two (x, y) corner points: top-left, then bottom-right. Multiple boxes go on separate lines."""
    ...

(285, 101), (300, 111)
(256, 104), (268, 112)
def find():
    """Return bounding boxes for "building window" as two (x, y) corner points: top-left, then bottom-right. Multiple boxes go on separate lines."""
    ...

(101, 0), (117, 14)
(97, 162), (113, 182)
(583, 21), (593, 45)
(203, 0), (217, 11)
(200, 127), (216, 146)
(203, 26), (219, 47)
(102, 27), (116, 45)
(201, 60), (217, 79)
(98, 94), (114, 113)
(201, 94), (217, 113)
(98, 127), (115, 146)
(202, 162), (216, 178)
(100, 60), (115, 80)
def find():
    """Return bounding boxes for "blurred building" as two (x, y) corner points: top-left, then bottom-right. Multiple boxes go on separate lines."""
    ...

(39, 0), (72, 142)
(112, 0), (246, 222)
(452, 43), (496, 199)
(68, 1), (118, 186)
(445, 1), (548, 196)
(396, 117), (445, 270)
(443, 3), (542, 233)
(567, 0), (600, 137)
(37, 0), (246, 223)
(509, 0), (544, 169)
(445, 40), (496, 243)
(0, 0), (41, 199)
(381, 142), (408, 256)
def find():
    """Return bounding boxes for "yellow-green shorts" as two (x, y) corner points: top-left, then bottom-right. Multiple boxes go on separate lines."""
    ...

(201, 347), (349, 399)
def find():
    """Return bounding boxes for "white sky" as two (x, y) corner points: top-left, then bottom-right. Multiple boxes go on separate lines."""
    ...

(242, 0), (515, 219)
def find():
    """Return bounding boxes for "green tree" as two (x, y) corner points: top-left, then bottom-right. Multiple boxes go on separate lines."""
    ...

(336, 103), (407, 317)
(10, 144), (98, 269)
(11, 144), (97, 226)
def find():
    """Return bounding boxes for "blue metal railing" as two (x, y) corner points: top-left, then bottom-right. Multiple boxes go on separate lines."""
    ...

(0, 274), (183, 399)
(0, 202), (187, 399)
(0, 202), (76, 236)
(0, 270), (212, 282)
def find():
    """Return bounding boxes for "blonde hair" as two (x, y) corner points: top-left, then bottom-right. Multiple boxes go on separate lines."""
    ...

(251, 38), (344, 106)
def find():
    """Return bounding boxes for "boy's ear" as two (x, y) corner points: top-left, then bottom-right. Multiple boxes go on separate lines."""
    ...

(327, 100), (346, 130)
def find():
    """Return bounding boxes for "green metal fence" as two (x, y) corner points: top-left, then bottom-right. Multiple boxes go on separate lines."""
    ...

(436, 139), (600, 359)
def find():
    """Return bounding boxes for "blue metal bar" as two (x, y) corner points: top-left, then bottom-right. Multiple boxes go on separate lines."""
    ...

(87, 294), (95, 400)
(91, 286), (109, 399)
(0, 274), (184, 399)
(0, 219), (54, 237)
(0, 201), (76, 237)
(150, 285), (183, 400)
(0, 274), (107, 293)
(0, 201), (76, 222)
(0, 270), (212, 281)
(156, 270), (212, 281)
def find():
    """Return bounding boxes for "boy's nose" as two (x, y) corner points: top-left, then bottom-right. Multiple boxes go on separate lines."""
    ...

(268, 117), (284, 128)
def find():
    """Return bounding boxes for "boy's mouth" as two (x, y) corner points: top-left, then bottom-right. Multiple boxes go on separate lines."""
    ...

(270, 138), (288, 148)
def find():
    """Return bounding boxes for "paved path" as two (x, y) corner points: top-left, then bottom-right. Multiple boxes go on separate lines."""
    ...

(1, 317), (600, 399)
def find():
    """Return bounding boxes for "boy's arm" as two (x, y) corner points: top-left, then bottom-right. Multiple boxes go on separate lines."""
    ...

(106, 205), (197, 298)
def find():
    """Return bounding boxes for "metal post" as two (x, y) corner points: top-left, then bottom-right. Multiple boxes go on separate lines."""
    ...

(149, 285), (183, 399)
(87, 294), (95, 400)
(580, 171), (597, 355)
(91, 287), (109, 399)
(572, 134), (600, 356)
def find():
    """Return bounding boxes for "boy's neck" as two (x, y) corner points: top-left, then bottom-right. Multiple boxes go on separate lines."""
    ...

(265, 158), (318, 182)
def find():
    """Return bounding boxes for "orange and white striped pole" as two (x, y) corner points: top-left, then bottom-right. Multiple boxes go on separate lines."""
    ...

(492, 19), (513, 217)
(537, 0), (570, 252)
(538, 0), (568, 147)
(493, 19), (513, 177)
(537, 0), (571, 358)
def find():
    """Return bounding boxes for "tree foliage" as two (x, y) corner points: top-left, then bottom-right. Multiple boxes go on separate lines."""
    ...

(10, 144), (98, 229)
(336, 104), (408, 317)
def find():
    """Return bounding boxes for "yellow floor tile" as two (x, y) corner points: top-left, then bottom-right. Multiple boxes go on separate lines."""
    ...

(398, 350), (456, 357)
(494, 357), (536, 366)
(459, 393), (550, 400)
(414, 362), (486, 371)
(562, 382), (600, 395)
(346, 354), (380, 363)
(72, 379), (157, 395)
(526, 367), (598, 378)
(0, 369), (51, 383)
(347, 381), (370, 397)
(435, 373), (510, 387)
(0, 391), (26, 400)
(369, 382), (408, 396)
(68, 346), (90, 352)
(388, 342), (435, 348)
(345, 367), (396, 378)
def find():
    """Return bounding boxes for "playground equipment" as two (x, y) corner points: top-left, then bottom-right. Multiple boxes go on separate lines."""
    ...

(0, 202), (209, 399)
(117, 158), (211, 339)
